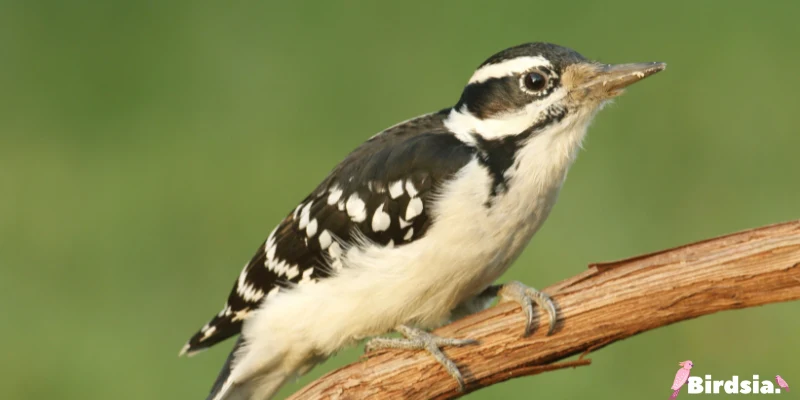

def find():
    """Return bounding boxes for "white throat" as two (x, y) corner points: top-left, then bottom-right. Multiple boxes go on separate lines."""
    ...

(512, 108), (595, 183)
(478, 106), (600, 278)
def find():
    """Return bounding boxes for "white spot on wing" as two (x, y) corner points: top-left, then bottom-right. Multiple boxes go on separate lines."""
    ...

(329, 241), (342, 259)
(266, 227), (277, 247)
(200, 325), (216, 340)
(405, 197), (423, 220)
(327, 187), (343, 205)
(318, 229), (332, 249)
(232, 308), (251, 322)
(299, 268), (315, 285)
(404, 227), (414, 241)
(286, 264), (300, 280)
(236, 269), (264, 302)
(269, 259), (290, 277)
(388, 180), (404, 199)
(217, 306), (227, 317)
(293, 204), (303, 219)
(346, 193), (367, 222)
(398, 217), (412, 228)
(306, 218), (318, 237)
(405, 180), (418, 197)
(371, 203), (391, 232)
(299, 201), (313, 229)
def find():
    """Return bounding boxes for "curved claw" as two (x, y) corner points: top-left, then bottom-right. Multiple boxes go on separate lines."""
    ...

(498, 281), (558, 337)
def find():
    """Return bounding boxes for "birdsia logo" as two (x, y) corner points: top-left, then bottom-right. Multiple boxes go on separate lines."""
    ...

(685, 375), (787, 395)
(668, 360), (790, 397)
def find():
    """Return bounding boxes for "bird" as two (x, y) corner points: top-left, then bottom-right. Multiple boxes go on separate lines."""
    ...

(670, 360), (694, 399)
(179, 42), (666, 400)
(776, 375), (790, 392)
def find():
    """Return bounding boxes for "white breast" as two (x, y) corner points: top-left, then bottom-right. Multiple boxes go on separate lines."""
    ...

(417, 110), (593, 309)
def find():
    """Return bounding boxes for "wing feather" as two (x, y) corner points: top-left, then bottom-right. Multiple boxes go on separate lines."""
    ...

(181, 110), (476, 355)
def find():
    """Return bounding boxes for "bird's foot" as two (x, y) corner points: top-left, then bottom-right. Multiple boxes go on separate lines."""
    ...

(364, 325), (477, 391)
(495, 281), (557, 337)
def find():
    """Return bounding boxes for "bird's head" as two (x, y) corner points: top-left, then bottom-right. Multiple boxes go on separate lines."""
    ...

(679, 360), (694, 369)
(447, 42), (665, 140)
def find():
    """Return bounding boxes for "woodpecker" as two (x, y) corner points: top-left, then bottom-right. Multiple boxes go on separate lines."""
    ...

(181, 42), (665, 400)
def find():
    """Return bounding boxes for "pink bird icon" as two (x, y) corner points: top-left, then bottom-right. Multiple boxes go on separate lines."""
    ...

(669, 360), (693, 399)
(776, 375), (790, 392)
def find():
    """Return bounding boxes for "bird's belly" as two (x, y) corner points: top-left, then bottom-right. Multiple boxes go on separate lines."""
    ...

(453, 192), (558, 297)
(390, 168), (565, 328)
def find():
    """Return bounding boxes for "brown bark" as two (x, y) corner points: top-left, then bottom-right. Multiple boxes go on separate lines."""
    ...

(288, 220), (800, 400)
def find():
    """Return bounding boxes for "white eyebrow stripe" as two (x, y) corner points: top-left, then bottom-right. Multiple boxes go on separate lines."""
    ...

(468, 56), (552, 84)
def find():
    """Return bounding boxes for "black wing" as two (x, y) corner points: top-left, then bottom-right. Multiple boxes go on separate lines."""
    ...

(181, 109), (476, 355)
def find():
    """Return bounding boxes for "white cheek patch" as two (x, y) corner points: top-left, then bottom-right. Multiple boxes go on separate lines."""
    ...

(444, 87), (568, 141)
(468, 56), (552, 85)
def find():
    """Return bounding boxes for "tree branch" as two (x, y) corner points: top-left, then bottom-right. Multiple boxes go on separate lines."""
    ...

(288, 220), (800, 400)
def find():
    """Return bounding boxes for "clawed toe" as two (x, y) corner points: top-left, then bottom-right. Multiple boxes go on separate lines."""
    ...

(364, 325), (477, 391)
(498, 281), (558, 336)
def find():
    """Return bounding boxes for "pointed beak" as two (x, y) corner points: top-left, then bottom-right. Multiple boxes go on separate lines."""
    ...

(584, 62), (666, 98)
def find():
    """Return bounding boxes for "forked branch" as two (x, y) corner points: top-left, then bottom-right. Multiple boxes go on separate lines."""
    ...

(289, 220), (800, 399)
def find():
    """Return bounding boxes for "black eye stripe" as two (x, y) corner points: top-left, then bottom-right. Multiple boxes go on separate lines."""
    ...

(456, 68), (562, 119)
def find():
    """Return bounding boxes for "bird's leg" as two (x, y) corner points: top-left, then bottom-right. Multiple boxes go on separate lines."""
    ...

(486, 281), (558, 336)
(364, 325), (477, 391)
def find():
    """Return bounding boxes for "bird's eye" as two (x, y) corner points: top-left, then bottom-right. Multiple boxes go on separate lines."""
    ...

(522, 71), (548, 93)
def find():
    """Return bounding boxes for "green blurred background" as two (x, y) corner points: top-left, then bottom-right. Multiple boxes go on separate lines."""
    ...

(2, 1), (798, 399)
